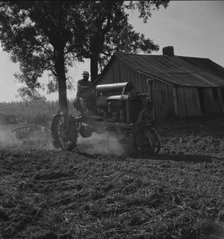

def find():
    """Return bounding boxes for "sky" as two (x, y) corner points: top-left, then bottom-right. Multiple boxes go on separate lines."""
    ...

(0, 1), (223, 102)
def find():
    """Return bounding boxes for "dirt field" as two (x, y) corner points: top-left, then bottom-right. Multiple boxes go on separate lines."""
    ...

(0, 116), (224, 239)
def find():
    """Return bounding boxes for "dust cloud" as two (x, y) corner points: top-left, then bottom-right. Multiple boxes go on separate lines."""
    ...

(0, 124), (17, 148)
(77, 132), (126, 156)
(0, 124), (54, 150)
(0, 123), (126, 155)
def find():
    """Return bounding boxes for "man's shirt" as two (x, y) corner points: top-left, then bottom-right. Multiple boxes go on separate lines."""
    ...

(76, 79), (92, 97)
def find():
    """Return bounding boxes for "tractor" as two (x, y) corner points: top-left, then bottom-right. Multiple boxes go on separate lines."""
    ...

(51, 81), (161, 156)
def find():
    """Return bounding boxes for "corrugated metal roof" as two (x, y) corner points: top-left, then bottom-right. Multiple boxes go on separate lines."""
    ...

(102, 53), (224, 87)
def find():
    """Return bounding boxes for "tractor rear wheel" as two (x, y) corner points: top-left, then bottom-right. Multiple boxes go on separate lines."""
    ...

(133, 129), (155, 156)
(51, 114), (78, 151)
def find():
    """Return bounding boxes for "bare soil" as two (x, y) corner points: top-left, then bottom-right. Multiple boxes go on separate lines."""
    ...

(0, 116), (224, 239)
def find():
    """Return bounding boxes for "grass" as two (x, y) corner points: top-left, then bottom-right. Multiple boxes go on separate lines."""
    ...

(158, 115), (224, 157)
(0, 151), (224, 238)
(0, 108), (224, 238)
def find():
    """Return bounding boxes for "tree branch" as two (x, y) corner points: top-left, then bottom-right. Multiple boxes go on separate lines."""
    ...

(40, 45), (54, 58)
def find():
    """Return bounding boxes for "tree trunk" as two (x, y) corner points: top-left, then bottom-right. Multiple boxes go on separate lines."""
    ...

(90, 54), (99, 83)
(54, 47), (68, 113)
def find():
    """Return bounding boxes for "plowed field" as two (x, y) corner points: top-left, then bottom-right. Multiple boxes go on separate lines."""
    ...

(0, 117), (224, 239)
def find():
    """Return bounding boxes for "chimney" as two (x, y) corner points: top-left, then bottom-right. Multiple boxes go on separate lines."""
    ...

(163, 46), (174, 56)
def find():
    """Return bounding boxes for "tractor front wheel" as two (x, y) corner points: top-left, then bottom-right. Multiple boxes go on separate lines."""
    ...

(51, 114), (78, 151)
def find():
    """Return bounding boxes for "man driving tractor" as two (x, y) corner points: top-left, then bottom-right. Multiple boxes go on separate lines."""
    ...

(74, 71), (95, 113)
(76, 71), (92, 97)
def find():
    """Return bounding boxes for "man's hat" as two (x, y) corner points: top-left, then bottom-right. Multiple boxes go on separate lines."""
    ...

(82, 71), (89, 77)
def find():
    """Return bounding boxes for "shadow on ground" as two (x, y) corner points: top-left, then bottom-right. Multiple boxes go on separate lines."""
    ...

(131, 153), (224, 163)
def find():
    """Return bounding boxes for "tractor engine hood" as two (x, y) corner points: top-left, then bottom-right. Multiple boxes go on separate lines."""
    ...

(96, 82), (134, 95)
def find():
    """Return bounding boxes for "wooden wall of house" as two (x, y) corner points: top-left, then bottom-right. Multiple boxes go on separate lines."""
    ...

(175, 87), (224, 117)
(217, 88), (224, 112)
(150, 78), (175, 119)
(176, 87), (201, 118)
(204, 88), (218, 113)
(198, 88), (224, 114)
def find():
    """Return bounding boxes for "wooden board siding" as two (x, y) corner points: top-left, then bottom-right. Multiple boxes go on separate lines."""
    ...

(151, 80), (175, 119)
(203, 88), (219, 113)
(131, 71), (176, 119)
(191, 88), (202, 116)
(217, 88), (224, 112)
(176, 87), (201, 118)
(172, 87), (178, 116)
(202, 88), (223, 114)
(214, 88), (224, 113)
(176, 87), (224, 117)
(221, 88), (224, 106)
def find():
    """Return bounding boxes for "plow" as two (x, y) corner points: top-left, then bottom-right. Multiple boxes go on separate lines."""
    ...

(11, 116), (51, 147)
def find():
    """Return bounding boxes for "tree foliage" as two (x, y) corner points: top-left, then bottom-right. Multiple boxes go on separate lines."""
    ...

(0, 0), (169, 112)
(0, 1), (82, 112)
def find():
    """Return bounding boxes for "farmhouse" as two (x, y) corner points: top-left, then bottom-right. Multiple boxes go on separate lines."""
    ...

(97, 47), (224, 119)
